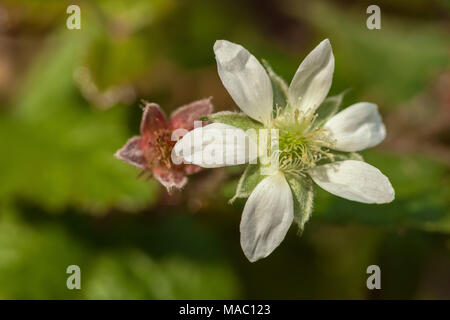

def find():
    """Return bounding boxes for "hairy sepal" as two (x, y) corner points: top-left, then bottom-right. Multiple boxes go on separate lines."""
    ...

(229, 164), (265, 204)
(286, 174), (315, 234)
(261, 59), (288, 112)
(202, 111), (263, 131)
(314, 90), (349, 128)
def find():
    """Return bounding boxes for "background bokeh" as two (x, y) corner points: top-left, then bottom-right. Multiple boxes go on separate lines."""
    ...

(0, 0), (449, 299)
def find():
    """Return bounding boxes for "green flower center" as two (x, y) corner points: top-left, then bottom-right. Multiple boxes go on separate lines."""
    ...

(272, 110), (333, 174)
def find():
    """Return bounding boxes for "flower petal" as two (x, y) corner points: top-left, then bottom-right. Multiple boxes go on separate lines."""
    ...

(324, 102), (386, 152)
(184, 164), (202, 175)
(288, 39), (334, 114)
(214, 40), (273, 125)
(152, 166), (187, 192)
(169, 98), (214, 131)
(240, 172), (294, 262)
(140, 102), (168, 139)
(173, 123), (257, 168)
(308, 160), (395, 204)
(114, 136), (146, 170)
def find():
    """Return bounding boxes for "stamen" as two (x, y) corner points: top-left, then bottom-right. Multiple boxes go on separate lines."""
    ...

(270, 108), (334, 175)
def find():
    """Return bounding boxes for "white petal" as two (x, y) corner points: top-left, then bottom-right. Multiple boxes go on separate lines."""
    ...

(308, 160), (394, 204)
(240, 172), (294, 262)
(288, 39), (334, 114)
(172, 123), (257, 168)
(214, 40), (273, 126)
(325, 102), (386, 152)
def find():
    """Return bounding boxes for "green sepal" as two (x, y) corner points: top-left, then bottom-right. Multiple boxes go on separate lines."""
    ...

(317, 150), (364, 166)
(331, 151), (364, 162)
(314, 89), (350, 128)
(229, 164), (265, 204)
(201, 111), (263, 131)
(261, 59), (288, 111)
(286, 174), (315, 234)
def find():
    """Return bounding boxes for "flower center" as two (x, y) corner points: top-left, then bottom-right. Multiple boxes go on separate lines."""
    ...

(272, 110), (333, 174)
(148, 129), (176, 169)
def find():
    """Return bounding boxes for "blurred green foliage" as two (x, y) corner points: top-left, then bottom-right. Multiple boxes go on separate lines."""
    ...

(0, 205), (239, 299)
(0, 0), (449, 299)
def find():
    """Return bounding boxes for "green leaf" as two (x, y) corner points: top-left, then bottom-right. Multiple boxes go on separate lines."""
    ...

(203, 111), (263, 131)
(314, 90), (348, 127)
(229, 164), (264, 203)
(286, 174), (315, 233)
(261, 59), (289, 111)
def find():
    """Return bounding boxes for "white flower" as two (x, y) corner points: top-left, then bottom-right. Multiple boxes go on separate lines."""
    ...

(174, 39), (395, 262)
